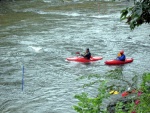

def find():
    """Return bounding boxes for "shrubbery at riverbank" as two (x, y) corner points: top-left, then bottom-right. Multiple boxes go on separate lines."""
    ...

(73, 70), (150, 113)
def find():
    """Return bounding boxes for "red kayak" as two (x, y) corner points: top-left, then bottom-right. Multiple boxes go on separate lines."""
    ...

(66, 56), (103, 63)
(105, 58), (133, 65)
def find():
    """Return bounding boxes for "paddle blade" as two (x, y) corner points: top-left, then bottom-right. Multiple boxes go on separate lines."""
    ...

(76, 52), (80, 54)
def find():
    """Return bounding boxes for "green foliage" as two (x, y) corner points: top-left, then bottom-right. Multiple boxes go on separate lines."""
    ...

(73, 81), (109, 113)
(74, 92), (101, 113)
(141, 73), (150, 92)
(115, 100), (135, 113)
(136, 73), (150, 113)
(73, 70), (150, 113)
(115, 73), (150, 113)
(120, 0), (150, 30)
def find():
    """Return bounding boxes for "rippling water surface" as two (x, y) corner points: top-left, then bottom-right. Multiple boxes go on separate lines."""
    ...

(0, 0), (150, 113)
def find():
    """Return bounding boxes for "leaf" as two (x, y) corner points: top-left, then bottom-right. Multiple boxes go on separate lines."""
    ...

(120, 8), (128, 20)
(73, 105), (82, 113)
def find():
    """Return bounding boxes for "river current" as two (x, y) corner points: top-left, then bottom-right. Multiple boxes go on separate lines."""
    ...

(0, 0), (150, 113)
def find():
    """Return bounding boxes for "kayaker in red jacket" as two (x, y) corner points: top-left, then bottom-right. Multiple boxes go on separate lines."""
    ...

(81, 48), (91, 59)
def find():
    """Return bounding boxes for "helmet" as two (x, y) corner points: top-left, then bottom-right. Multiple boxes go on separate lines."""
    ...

(120, 50), (124, 54)
(86, 48), (89, 51)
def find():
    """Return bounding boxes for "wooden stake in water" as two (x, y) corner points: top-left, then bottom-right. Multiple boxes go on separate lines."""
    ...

(22, 66), (24, 91)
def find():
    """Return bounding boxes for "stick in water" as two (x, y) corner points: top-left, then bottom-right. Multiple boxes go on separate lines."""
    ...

(22, 66), (24, 91)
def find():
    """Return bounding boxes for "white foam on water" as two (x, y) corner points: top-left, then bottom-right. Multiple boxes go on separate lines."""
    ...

(37, 10), (84, 17)
(29, 46), (43, 53)
(20, 41), (36, 45)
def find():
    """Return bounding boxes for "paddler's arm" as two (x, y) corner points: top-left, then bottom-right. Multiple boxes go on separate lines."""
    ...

(116, 55), (126, 61)
(81, 53), (86, 57)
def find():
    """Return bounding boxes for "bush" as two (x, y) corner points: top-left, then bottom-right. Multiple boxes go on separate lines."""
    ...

(73, 71), (150, 113)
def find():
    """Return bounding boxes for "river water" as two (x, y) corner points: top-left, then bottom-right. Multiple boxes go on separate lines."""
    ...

(0, 0), (150, 113)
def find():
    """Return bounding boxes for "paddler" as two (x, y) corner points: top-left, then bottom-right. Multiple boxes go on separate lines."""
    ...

(116, 50), (126, 61)
(81, 48), (91, 59)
